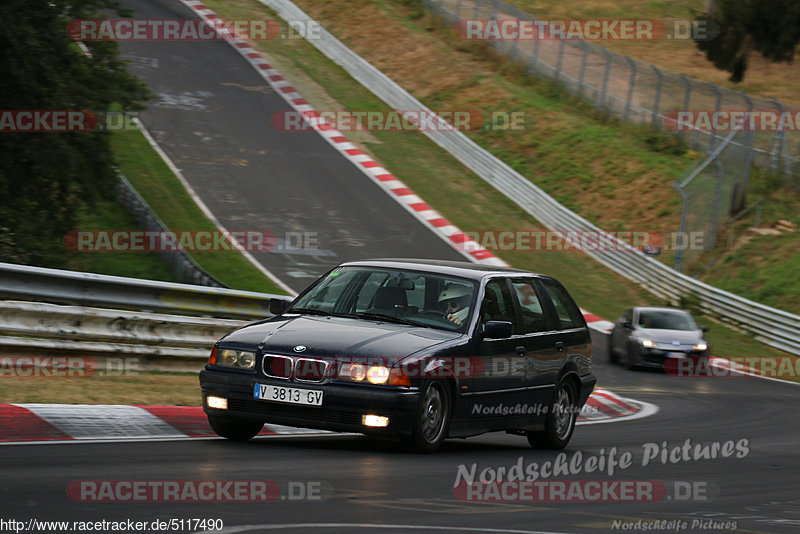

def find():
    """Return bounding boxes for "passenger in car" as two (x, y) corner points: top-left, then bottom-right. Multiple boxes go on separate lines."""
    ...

(438, 284), (471, 326)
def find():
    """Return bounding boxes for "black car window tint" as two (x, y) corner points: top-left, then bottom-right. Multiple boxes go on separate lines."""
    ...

(511, 280), (547, 333)
(405, 275), (425, 312)
(640, 311), (694, 330)
(355, 272), (390, 312)
(481, 279), (519, 333)
(540, 279), (584, 329)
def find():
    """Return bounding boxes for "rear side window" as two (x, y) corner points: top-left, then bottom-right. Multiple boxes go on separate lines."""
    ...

(480, 278), (520, 334)
(539, 279), (584, 330)
(511, 279), (547, 333)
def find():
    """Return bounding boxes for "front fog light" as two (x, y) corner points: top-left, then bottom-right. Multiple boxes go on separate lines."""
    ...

(207, 396), (228, 410)
(362, 414), (389, 427)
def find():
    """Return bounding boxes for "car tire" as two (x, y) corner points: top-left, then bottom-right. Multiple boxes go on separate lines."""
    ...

(407, 380), (451, 452)
(624, 343), (640, 371)
(208, 414), (264, 441)
(527, 379), (577, 450)
(608, 332), (618, 364)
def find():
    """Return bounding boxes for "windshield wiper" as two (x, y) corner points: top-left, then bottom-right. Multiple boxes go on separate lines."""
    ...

(287, 308), (335, 316)
(344, 312), (428, 327)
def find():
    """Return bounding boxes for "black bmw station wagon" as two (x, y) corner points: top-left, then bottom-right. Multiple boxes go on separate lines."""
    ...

(200, 259), (596, 451)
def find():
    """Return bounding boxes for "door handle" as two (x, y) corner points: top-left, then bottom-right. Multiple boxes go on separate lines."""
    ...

(515, 346), (527, 356)
(555, 341), (565, 352)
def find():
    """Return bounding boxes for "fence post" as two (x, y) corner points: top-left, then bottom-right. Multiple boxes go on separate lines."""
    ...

(769, 98), (786, 173)
(673, 183), (689, 272)
(577, 41), (589, 97)
(651, 65), (663, 125)
(708, 84), (723, 153)
(623, 56), (637, 121)
(678, 74), (695, 149)
(738, 90), (754, 194)
(599, 47), (612, 111)
(709, 157), (725, 249)
(530, 22), (541, 74)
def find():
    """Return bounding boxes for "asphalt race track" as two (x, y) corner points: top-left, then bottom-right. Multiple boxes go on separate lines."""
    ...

(114, 0), (466, 292)
(3, 358), (800, 533)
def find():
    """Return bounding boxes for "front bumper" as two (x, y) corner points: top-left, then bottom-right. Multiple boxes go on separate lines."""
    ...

(637, 348), (708, 368)
(577, 373), (597, 407)
(200, 367), (420, 436)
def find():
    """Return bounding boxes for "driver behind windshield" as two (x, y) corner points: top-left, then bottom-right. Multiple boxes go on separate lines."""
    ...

(438, 284), (471, 326)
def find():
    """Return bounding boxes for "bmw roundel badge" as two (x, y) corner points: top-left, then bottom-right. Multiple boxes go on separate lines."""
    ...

(293, 345), (307, 353)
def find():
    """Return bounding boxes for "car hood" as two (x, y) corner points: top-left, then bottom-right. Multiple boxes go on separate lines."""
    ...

(220, 315), (464, 362)
(637, 328), (704, 345)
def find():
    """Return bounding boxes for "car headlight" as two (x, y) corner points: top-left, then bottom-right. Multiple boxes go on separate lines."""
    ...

(693, 342), (708, 352)
(339, 363), (390, 384)
(217, 349), (256, 370)
(640, 338), (655, 348)
(340, 362), (366, 381)
(366, 365), (390, 384)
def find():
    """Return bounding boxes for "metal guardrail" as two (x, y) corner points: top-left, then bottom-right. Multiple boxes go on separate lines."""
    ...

(262, 0), (800, 356)
(0, 300), (246, 360)
(0, 262), (282, 320)
(116, 174), (226, 288)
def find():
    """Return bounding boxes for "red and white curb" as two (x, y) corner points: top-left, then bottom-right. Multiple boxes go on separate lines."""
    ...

(580, 388), (657, 425)
(0, 390), (649, 444)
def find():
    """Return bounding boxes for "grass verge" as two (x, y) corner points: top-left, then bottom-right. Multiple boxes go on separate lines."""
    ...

(0, 373), (201, 405)
(63, 198), (179, 282)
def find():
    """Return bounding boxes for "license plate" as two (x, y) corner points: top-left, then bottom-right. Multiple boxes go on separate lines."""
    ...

(254, 384), (323, 407)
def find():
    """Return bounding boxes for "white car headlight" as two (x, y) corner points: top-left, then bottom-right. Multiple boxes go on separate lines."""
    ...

(217, 349), (256, 370)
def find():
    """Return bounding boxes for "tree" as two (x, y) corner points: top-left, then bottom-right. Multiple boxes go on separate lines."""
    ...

(0, 0), (151, 265)
(696, 0), (800, 82)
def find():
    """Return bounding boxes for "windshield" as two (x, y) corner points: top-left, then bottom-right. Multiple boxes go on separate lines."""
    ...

(637, 310), (697, 331)
(289, 266), (477, 332)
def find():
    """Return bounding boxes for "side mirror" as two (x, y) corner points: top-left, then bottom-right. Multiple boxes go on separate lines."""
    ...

(623, 321), (633, 329)
(701, 325), (709, 332)
(269, 298), (291, 316)
(483, 321), (512, 339)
